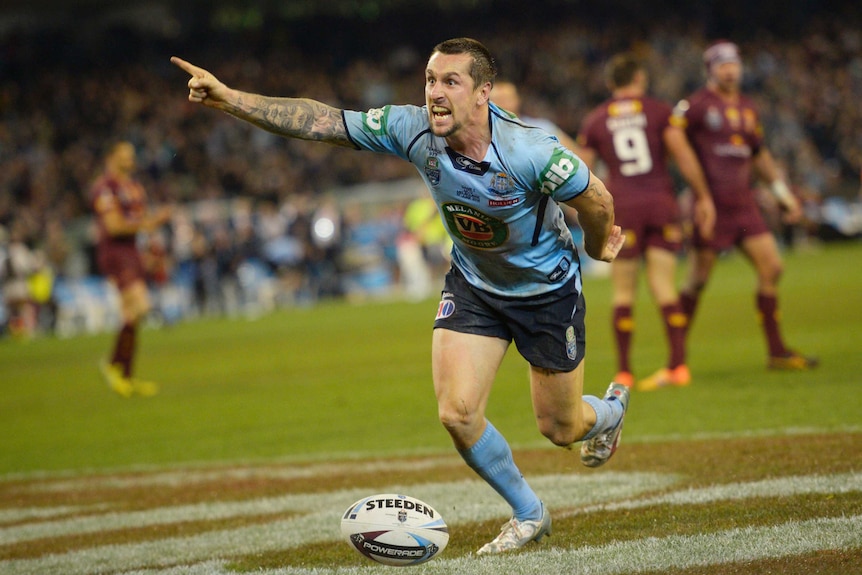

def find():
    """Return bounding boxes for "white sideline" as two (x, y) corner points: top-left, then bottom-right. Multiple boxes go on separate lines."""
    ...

(127, 515), (862, 574)
(1, 472), (860, 574)
(0, 472), (674, 544)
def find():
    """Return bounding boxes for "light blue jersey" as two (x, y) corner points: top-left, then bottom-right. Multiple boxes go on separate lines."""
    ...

(343, 102), (590, 297)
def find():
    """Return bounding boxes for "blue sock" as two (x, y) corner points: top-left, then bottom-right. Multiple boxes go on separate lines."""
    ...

(459, 420), (542, 521)
(582, 395), (624, 441)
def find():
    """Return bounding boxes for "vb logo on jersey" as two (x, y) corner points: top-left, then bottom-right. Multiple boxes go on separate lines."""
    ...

(441, 202), (508, 249)
(540, 150), (580, 196)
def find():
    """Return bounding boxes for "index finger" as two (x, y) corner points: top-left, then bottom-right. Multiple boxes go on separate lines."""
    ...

(170, 56), (205, 78)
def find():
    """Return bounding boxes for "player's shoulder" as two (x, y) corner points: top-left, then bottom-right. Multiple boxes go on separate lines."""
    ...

(492, 108), (559, 148)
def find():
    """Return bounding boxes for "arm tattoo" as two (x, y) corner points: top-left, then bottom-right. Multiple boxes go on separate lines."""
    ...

(580, 181), (604, 199)
(229, 93), (353, 148)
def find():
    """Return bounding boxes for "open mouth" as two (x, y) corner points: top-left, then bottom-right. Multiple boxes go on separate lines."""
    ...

(431, 106), (451, 119)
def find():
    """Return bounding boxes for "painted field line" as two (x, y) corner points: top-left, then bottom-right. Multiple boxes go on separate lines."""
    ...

(3, 426), (859, 486)
(0, 472), (674, 545)
(559, 470), (862, 519)
(2, 472), (858, 574)
(10, 455), (466, 494)
(121, 514), (862, 575)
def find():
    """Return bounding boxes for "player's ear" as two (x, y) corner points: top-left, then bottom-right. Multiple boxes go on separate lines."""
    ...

(478, 81), (492, 106)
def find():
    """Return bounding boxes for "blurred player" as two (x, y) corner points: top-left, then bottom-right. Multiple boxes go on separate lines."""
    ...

(577, 53), (715, 391)
(672, 41), (818, 370)
(172, 38), (628, 555)
(91, 141), (171, 397)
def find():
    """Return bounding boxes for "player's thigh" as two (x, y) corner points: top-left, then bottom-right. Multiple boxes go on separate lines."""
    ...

(644, 246), (679, 305)
(432, 328), (508, 419)
(120, 279), (151, 322)
(740, 232), (783, 288)
(611, 258), (639, 306)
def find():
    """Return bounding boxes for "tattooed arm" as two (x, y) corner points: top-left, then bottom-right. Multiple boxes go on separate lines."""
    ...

(170, 56), (354, 148)
(564, 172), (624, 262)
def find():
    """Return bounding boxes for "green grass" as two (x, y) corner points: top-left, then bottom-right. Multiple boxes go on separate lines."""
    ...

(1, 241), (860, 476)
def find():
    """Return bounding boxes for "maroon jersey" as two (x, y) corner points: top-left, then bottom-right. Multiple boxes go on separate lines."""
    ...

(90, 173), (148, 287)
(578, 96), (676, 208)
(671, 88), (763, 209)
(91, 174), (147, 245)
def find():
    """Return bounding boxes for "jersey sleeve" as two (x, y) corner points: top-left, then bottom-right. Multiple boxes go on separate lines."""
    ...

(537, 143), (591, 203)
(343, 105), (428, 160)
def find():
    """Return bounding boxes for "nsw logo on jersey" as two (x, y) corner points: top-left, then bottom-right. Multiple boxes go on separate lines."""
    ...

(441, 202), (508, 249)
(540, 149), (580, 196)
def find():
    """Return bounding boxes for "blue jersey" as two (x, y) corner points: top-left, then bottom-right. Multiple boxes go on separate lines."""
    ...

(343, 102), (591, 297)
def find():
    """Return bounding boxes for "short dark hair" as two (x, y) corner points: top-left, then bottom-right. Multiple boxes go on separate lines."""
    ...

(604, 53), (645, 90)
(432, 37), (498, 89)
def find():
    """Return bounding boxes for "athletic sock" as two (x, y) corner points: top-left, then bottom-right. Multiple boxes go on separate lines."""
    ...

(661, 302), (688, 368)
(680, 291), (700, 324)
(459, 420), (542, 521)
(756, 292), (787, 357)
(111, 323), (137, 378)
(581, 394), (624, 441)
(612, 305), (634, 374)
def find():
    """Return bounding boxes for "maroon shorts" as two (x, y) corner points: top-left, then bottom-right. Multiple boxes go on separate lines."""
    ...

(694, 202), (770, 252)
(615, 194), (683, 259)
(97, 240), (145, 289)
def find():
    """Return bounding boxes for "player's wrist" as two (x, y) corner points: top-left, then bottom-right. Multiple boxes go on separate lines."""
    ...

(770, 180), (793, 204)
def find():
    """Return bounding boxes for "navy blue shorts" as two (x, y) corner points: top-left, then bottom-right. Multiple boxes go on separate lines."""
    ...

(433, 266), (586, 372)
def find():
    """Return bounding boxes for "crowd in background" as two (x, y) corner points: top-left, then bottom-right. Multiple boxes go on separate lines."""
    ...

(1, 3), (861, 338)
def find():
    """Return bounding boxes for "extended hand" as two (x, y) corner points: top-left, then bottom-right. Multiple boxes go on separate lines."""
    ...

(170, 56), (228, 106)
(599, 225), (625, 262)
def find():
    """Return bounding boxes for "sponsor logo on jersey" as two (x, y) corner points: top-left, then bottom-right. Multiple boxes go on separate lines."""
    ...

(425, 157), (440, 185)
(489, 171), (514, 196)
(488, 198), (520, 207)
(446, 147), (491, 175)
(436, 298), (455, 320)
(540, 150), (580, 196)
(547, 257), (570, 283)
(608, 99), (643, 117)
(725, 106), (741, 130)
(441, 202), (508, 248)
(456, 186), (481, 202)
(606, 112), (647, 132)
(565, 324), (578, 360)
(706, 106), (723, 131)
(362, 107), (388, 136)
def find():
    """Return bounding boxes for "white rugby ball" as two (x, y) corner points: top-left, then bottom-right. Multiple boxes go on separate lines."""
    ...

(341, 493), (449, 566)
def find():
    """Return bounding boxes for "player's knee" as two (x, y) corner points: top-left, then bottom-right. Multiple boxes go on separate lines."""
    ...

(437, 403), (481, 438)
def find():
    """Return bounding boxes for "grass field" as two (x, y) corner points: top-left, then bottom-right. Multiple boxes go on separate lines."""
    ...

(1, 240), (861, 574)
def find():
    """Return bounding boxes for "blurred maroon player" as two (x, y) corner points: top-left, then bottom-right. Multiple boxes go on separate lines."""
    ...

(91, 141), (171, 396)
(672, 41), (817, 370)
(578, 53), (715, 390)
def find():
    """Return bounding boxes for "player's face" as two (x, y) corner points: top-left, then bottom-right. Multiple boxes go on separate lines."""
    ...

(110, 143), (137, 174)
(710, 61), (742, 94)
(425, 52), (485, 138)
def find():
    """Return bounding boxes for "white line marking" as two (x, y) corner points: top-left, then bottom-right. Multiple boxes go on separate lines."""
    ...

(2, 472), (860, 574)
(114, 515), (862, 574)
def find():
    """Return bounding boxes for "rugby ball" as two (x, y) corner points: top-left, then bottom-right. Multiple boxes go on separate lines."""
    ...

(341, 493), (449, 566)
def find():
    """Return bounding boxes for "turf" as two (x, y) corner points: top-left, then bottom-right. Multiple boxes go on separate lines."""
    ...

(0, 240), (860, 574)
